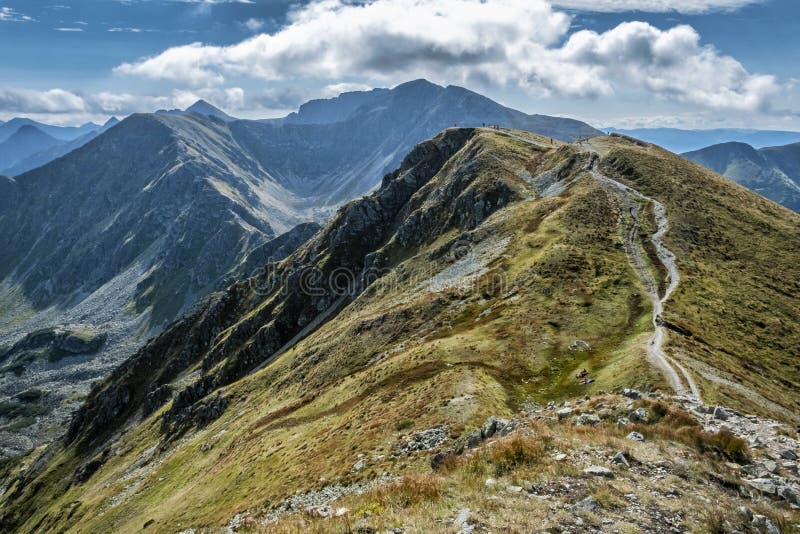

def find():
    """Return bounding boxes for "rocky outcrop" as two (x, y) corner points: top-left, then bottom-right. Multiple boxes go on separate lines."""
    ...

(66, 128), (529, 448)
(0, 325), (106, 370)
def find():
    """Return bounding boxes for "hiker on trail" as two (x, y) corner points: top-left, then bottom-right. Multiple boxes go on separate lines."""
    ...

(577, 369), (588, 379)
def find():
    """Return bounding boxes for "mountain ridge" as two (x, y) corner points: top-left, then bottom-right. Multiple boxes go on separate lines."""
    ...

(683, 140), (800, 212)
(2, 128), (798, 532)
(607, 127), (800, 153)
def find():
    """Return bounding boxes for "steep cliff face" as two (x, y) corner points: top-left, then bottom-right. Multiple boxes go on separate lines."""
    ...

(65, 127), (514, 447)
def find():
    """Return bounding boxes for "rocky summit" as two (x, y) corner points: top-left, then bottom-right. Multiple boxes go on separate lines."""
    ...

(1, 127), (798, 533)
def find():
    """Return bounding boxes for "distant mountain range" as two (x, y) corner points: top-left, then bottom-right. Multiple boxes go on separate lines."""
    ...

(606, 127), (800, 154)
(0, 79), (600, 457)
(0, 117), (118, 176)
(683, 141), (800, 212)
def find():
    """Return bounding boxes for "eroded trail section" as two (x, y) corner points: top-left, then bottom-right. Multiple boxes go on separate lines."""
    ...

(580, 142), (700, 400)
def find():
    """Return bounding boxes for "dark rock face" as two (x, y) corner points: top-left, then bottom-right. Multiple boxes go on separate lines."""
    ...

(66, 128), (526, 447)
(2, 81), (597, 453)
(0, 326), (106, 368)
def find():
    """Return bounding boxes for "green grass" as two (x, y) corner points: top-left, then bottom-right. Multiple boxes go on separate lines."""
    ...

(598, 137), (800, 419)
(4, 129), (798, 532)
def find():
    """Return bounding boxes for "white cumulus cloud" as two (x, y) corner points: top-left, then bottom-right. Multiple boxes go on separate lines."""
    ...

(550, 0), (763, 13)
(0, 88), (87, 113)
(112, 0), (780, 113)
(115, 0), (570, 85)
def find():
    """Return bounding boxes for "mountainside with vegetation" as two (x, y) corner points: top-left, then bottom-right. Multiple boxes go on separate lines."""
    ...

(683, 141), (800, 212)
(2, 128), (797, 533)
(0, 112), (320, 459)
(0, 81), (602, 460)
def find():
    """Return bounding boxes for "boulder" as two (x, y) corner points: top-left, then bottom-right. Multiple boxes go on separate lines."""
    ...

(481, 416), (510, 439)
(576, 496), (600, 511)
(574, 413), (601, 426)
(629, 408), (647, 422)
(626, 432), (644, 442)
(584, 465), (614, 478)
(466, 429), (483, 449)
(778, 485), (800, 506)
(780, 449), (798, 461)
(747, 478), (778, 495)
(622, 388), (642, 399)
(557, 407), (573, 420)
(430, 449), (454, 470)
(712, 407), (729, 421)
(752, 514), (781, 534)
(611, 452), (630, 466)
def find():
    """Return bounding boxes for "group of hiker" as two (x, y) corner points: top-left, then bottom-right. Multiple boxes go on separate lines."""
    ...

(576, 368), (594, 385)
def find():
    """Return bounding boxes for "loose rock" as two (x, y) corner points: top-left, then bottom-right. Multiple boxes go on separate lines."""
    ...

(584, 465), (614, 478)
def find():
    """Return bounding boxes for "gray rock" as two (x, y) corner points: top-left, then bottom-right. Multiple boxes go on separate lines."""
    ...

(738, 506), (753, 521)
(577, 496), (600, 511)
(713, 406), (729, 421)
(352, 459), (366, 471)
(622, 388), (642, 399)
(752, 514), (781, 534)
(557, 407), (574, 420)
(611, 452), (630, 466)
(584, 465), (614, 478)
(761, 460), (778, 473)
(398, 426), (449, 454)
(780, 449), (798, 461)
(305, 505), (334, 518)
(747, 478), (778, 495)
(466, 429), (483, 449)
(454, 508), (471, 527)
(629, 408), (647, 422)
(485, 477), (497, 488)
(431, 449), (454, 470)
(626, 431), (645, 442)
(568, 340), (590, 351)
(481, 416), (510, 439)
(574, 413), (601, 426)
(778, 485), (800, 505)
(497, 421), (517, 436)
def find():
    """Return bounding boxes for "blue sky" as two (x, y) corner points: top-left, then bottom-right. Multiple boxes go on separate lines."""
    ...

(0, 0), (797, 129)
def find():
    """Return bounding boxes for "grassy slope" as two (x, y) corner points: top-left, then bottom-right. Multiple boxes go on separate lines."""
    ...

(594, 135), (800, 418)
(2, 131), (797, 532)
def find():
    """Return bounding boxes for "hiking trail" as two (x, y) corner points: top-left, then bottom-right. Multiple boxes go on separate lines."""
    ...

(577, 139), (701, 401)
